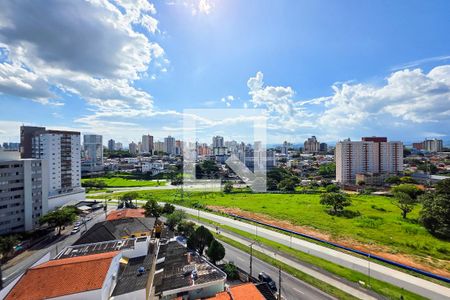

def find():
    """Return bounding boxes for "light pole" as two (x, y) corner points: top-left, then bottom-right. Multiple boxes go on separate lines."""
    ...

(278, 265), (282, 300)
(368, 253), (371, 288)
(249, 242), (255, 282)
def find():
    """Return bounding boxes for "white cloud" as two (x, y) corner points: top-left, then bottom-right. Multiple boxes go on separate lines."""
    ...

(221, 95), (234, 107)
(0, 0), (166, 123)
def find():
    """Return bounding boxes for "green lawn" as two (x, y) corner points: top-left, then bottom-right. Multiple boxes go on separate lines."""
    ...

(89, 189), (450, 272)
(82, 177), (166, 188)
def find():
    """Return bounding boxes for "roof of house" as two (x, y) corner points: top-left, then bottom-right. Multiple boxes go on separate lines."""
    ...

(154, 241), (226, 295)
(5, 252), (118, 300)
(111, 242), (157, 296)
(208, 283), (266, 300)
(56, 238), (136, 259)
(107, 209), (146, 221)
(74, 217), (156, 245)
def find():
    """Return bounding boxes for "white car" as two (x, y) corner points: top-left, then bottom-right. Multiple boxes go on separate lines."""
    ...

(71, 227), (80, 235)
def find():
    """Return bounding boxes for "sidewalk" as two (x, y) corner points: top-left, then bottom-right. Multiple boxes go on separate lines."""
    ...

(197, 221), (379, 300)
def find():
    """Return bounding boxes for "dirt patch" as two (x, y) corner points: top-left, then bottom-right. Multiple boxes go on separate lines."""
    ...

(207, 205), (450, 278)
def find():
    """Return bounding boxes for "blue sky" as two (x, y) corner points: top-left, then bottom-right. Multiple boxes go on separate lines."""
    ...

(0, 0), (449, 145)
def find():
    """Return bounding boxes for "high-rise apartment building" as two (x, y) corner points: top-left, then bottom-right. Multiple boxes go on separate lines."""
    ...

(335, 137), (403, 184)
(319, 142), (328, 153)
(0, 151), (48, 234)
(115, 142), (123, 151)
(20, 126), (84, 209)
(141, 134), (154, 154)
(164, 136), (175, 155)
(82, 134), (103, 172)
(423, 138), (443, 152)
(304, 136), (320, 154)
(212, 136), (224, 148)
(107, 139), (115, 151)
(154, 141), (164, 153)
(129, 142), (138, 155)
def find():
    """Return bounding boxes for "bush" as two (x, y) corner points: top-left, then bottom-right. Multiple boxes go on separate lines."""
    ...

(223, 262), (239, 280)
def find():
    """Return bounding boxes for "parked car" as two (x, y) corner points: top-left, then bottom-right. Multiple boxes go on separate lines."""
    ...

(74, 221), (82, 227)
(258, 272), (277, 292)
(71, 227), (80, 235)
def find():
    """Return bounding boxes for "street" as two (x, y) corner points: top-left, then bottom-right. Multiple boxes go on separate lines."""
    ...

(1, 207), (112, 287)
(222, 242), (335, 300)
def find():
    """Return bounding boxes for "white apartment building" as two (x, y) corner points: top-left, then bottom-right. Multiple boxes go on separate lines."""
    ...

(141, 134), (154, 153)
(129, 141), (138, 155)
(0, 151), (48, 234)
(423, 138), (443, 152)
(164, 136), (175, 155)
(335, 137), (403, 184)
(32, 130), (81, 196)
(304, 136), (320, 154)
(82, 134), (103, 172)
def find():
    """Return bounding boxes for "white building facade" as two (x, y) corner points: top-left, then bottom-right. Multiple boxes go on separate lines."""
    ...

(335, 137), (403, 184)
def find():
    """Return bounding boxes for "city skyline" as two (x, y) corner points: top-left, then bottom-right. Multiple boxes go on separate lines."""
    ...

(0, 0), (449, 144)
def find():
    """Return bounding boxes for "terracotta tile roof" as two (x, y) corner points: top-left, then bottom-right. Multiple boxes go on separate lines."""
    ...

(107, 209), (146, 221)
(208, 283), (266, 300)
(6, 251), (118, 300)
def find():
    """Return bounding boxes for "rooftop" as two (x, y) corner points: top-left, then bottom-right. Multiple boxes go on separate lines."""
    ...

(208, 283), (267, 300)
(5, 252), (118, 300)
(111, 242), (157, 296)
(56, 238), (136, 259)
(74, 217), (156, 245)
(154, 241), (226, 295)
(107, 208), (146, 221)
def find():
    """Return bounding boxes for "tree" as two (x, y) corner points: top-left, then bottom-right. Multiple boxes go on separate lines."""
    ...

(325, 184), (340, 193)
(391, 184), (423, 200)
(178, 221), (195, 237)
(318, 163), (336, 177)
(223, 262), (239, 280)
(207, 239), (225, 265)
(0, 235), (18, 261)
(39, 208), (77, 235)
(277, 178), (296, 192)
(162, 203), (175, 215)
(392, 192), (417, 219)
(143, 199), (162, 219)
(120, 191), (139, 201)
(223, 181), (233, 194)
(187, 225), (214, 255)
(320, 192), (351, 214)
(166, 210), (186, 230)
(419, 182), (450, 238)
(385, 175), (401, 185)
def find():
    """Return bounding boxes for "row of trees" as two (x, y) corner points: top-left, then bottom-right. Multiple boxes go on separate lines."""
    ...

(187, 225), (226, 265)
(39, 206), (80, 235)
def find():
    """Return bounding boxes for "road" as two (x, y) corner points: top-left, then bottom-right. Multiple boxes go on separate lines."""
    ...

(170, 204), (450, 300)
(222, 241), (335, 300)
(1, 208), (112, 287)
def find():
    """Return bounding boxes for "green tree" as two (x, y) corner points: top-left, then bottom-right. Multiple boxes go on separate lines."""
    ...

(320, 193), (351, 214)
(223, 181), (233, 193)
(142, 199), (162, 219)
(162, 203), (175, 215)
(207, 239), (225, 265)
(385, 175), (401, 185)
(39, 208), (77, 235)
(0, 235), (19, 261)
(223, 262), (239, 280)
(166, 210), (186, 230)
(392, 192), (418, 219)
(419, 180), (450, 238)
(177, 221), (195, 237)
(391, 184), (423, 200)
(318, 163), (336, 177)
(277, 178), (296, 192)
(325, 184), (340, 193)
(187, 225), (214, 255)
(120, 191), (139, 201)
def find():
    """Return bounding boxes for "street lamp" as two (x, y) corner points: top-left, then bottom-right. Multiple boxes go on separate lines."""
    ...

(249, 241), (255, 281)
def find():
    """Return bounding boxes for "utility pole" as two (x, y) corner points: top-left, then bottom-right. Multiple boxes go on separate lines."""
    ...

(278, 265), (282, 300)
(249, 243), (253, 281)
(368, 253), (371, 288)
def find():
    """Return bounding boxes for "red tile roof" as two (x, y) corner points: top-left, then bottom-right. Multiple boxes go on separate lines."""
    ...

(6, 251), (118, 300)
(208, 283), (266, 300)
(107, 209), (146, 221)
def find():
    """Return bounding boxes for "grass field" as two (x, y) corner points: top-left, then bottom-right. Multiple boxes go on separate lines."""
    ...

(89, 189), (450, 273)
(82, 177), (166, 188)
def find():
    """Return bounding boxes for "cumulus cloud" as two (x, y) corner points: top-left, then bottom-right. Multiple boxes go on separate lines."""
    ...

(221, 95), (234, 107)
(0, 0), (166, 123)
